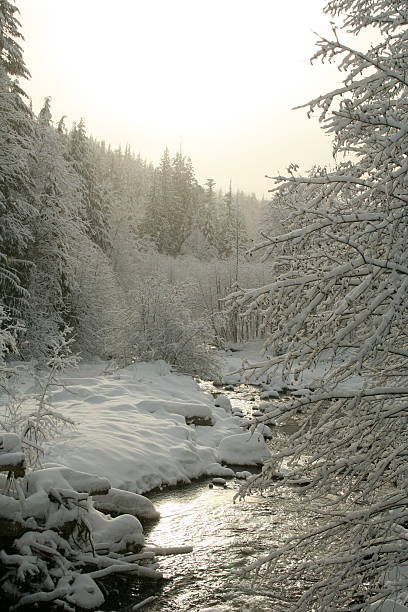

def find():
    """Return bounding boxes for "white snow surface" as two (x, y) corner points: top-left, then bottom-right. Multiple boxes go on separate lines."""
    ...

(0, 432), (24, 468)
(58, 572), (104, 609)
(42, 360), (247, 494)
(92, 488), (160, 520)
(220, 341), (363, 392)
(218, 431), (271, 465)
(0, 432), (22, 453)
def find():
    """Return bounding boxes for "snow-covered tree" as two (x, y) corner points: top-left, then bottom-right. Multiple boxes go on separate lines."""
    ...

(68, 119), (112, 253)
(70, 234), (133, 360)
(139, 148), (202, 256)
(231, 1), (408, 609)
(132, 274), (220, 378)
(0, 1), (35, 337)
(200, 178), (218, 249)
(0, 0), (29, 80)
(21, 98), (84, 361)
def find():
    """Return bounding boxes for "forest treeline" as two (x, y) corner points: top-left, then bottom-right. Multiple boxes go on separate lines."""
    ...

(0, 1), (272, 373)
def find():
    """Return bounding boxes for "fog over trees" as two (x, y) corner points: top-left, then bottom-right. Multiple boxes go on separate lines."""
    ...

(0, 0), (407, 610)
(0, 0), (268, 372)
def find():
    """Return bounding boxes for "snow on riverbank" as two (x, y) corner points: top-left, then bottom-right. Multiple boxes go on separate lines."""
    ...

(30, 341), (361, 494)
(38, 358), (266, 494)
(3, 341), (362, 497)
(220, 340), (363, 392)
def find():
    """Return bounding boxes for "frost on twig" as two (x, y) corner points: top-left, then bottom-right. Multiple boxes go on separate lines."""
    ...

(227, 1), (408, 609)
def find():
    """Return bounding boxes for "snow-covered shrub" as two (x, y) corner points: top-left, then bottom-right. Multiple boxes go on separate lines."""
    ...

(70, 235), (135, 360)
(0, 329), (78, 468)
(0, 306), (18, 368)
(130, 251), (274, 344)
(133, 275), (220, 378)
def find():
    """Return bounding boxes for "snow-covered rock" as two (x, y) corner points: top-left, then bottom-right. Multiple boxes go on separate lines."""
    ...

(291, 388), (312, 397)
(218, 431), (270, 465)
(255, 423), (273, 439)
(213, 394), (232, 413)
(92, 488), (159, 520)
(260, 388), (280, 399)
(232, 409), (244, 417)
(235, 471), (252, 479)
(0, 494), (22, 523)
(205, 463), (235, 478)
(0, 432), (23, 454)
(0, 432), (25, 474)
(87, 508), (144, 552)
(58, 573), (104, 609)
(27, 466), (110, 496)
(211, 477), (227, 486)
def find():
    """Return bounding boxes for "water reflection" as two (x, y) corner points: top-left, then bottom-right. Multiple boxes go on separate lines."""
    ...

(119, 383), (309, 611)
(138, 477), (311, 611)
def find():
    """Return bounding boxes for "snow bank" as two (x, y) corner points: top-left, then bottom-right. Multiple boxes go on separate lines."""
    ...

(28, 466), (110, 496)
(39, 361), (248, 494)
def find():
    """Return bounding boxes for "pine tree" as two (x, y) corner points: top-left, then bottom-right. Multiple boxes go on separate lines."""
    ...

(139, 148), (200, 256)
(171, 152), (198, 255)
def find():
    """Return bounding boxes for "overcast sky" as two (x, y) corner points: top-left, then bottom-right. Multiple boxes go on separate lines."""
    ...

(18, 0), (354, 197)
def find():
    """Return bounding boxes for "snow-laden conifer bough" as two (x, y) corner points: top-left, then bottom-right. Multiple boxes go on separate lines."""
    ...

(226, 1), (408, 610)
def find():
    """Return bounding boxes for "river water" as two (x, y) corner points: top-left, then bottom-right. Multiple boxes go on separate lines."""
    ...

(105, 384), (314, 612)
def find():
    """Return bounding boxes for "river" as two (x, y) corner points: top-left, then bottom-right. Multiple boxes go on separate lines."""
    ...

(103, 383), (316, 612)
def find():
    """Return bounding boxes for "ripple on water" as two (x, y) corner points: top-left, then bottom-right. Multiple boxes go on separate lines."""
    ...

(138, 481), (311, 612)
(103, 382), (310, 611)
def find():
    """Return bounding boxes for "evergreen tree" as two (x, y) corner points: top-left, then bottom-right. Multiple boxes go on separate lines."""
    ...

(216, 182), (248, 259)
(23, 98), (82, 360)
(139, 147), (172, 252)
(0, 0), (29, 80)
(0, 1), (35, 327)
(69, 118), (111, 252)
(200, 178), (218, 249)
(139, 148), (200, 256)
(171, 152), (199, 255)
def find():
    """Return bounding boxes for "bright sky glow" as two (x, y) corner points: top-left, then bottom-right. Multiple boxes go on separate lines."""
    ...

(18, 0), (354, 196)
